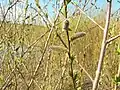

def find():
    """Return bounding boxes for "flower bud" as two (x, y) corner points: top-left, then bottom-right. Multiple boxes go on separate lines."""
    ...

(63, 19), (69, 30)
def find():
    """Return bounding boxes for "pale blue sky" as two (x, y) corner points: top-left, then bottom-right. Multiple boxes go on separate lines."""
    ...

(0, 0), (120, 12)
(0, 0), (120, 18)
(27, 0), (120, 17)
(0, 0), (119, 24)
(0, 0), (120, 9)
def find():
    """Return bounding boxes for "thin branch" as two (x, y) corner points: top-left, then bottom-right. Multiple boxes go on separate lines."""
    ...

(111, 8), (120, 16)
(27, 4), (63, 90)
(92, 1), (112, 90)
(106, 33), (120, 44)
(74, 14), (82, 32)
(56, 31), (68, 49)
(0, 69), (15, 90)
(33, 80), (42, 89)
(0, 0), (19, 28)
(16, 66), (28, 88)
(75, 59), (93, 82)
(27, 25), (54, 90)
(29, 5), (50, 29)
(71, 2), (104, 31)
(23, 30), (49, 57)
(63, 0), (77, 89)
(55, 54), (68, 90)
(42, 50), (51, 89)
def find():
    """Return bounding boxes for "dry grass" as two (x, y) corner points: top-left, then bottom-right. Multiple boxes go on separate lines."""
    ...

(0, 14), (120, 90)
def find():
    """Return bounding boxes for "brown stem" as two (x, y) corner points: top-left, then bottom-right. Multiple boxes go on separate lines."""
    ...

(106, 34), (120, 44)
(56, 31), (68, 49)
(63, 0), (77, 90)
(92, 1), (112, 90)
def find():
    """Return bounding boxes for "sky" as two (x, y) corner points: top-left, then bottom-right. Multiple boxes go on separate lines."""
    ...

(0, 0), (119, 23)
(28, 0), (120, 16)
(0, 0), (120, 10)
(96, 0), (120, 11)
(0, 0), (120, 14)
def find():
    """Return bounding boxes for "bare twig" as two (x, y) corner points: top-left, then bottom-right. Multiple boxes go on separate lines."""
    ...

(55, 53), (68, 90)
(27, 25), (54, 90)
(23, 30), (49, 56)
(111, 8), (120, 16)
(0, 69), (15, 90)
(56, 31), (68, 48)
(27, 4), (63, 90)
(92, 1), (112, 90)
(0, 0), (19, 28)
(34, 0), (51, 26)
(33, 80), (42, 89)
(75, 59), (93, 82)
(71, 2), (104, 31)
(74, 14), (82, 32)
(63, 0), (77, 89)
(16, 66), (28, 88)
(106, 33), (120, 44)
(42, 50), (51, 90)
(30, 5), (50, 29)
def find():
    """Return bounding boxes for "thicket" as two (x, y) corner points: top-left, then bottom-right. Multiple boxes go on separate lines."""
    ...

(0, 0), (120, 90)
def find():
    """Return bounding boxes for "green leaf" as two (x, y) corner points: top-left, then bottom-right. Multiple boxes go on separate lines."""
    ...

(116, 44), (120, 55)
(114, 76), (120, 84)
(61, 0), (72, 16)
(45, 13), (48, 18)
(24, 0), (29, 15)
(72, 1), (78, 5)
(35, 0), (39, 5)
(73, 73), (77, 81)
(9, 0), (12, 5)
(0, 75), (4, 84)
(66, 0), (71, 4)
(61, 6), (66, 16)
(110, 24), (115, 36)
(70, 55), (75, 61)
(35, 0), (41, 9)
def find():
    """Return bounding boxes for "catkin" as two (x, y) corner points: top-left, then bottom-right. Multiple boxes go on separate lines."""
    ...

(70, 32), (86, 41)
(63, 19), (69, 30)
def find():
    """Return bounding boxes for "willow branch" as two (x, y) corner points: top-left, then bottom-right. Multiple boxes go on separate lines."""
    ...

(106, 33), (120, 44)
(56, 31), (68, 49)
(92, 1), (112, 90)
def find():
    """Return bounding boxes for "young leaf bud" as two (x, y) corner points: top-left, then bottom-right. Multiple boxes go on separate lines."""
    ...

(63, 19), (69, 31)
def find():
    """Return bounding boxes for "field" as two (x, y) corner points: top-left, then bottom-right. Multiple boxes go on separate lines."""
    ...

(0, 0), (120, 90)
